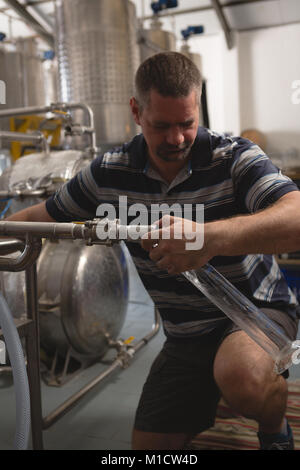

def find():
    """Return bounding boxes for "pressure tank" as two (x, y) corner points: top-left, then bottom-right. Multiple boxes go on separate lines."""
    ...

(0, 150), (129, 359)
(55, 0), (140, 150)
(139, 16), (177, 62)
(180, 42), (205, 127)
(0, 38), (52, 140)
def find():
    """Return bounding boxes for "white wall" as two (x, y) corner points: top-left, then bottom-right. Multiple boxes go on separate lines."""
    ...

(186, 22), (300, 164)
(187, 32), (240, 137)
(238, 23), (300, 159)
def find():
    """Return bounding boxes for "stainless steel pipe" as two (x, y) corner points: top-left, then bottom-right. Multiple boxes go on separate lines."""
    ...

(0, 219), (161, 440)
(0, 130), (50, 156)
(0, 102), (98, 157)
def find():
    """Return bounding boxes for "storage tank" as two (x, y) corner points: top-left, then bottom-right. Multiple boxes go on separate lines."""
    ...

(0, 149), (129, 361)
(55, 0), (140, 150)
(181, 43), (202, 75)
(0, 38), (49, 141)
(42, 57), (58, 105)
(180, 42), (206, 127)
(139, 16), (177, 62)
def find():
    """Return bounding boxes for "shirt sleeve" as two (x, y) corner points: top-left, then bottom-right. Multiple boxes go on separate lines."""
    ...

(230, 138), (299, 213)
(46, 158), (101, 222)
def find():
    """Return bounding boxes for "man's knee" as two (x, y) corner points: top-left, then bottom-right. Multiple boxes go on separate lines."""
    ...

(213, 331), (287, 417)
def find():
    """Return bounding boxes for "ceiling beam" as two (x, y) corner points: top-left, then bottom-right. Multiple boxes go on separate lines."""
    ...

(211, 0), (233, 49)
(141, 0), (272, 20)
(4, 0), (54, 46)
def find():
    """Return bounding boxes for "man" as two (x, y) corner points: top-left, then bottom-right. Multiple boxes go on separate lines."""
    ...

(7, 52), (300, 450)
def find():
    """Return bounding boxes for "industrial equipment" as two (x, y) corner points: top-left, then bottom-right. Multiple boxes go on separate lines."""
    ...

(55, 0), (140, 150)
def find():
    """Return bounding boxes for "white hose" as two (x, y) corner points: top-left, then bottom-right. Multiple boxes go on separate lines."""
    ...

(0, 293), (31, 449)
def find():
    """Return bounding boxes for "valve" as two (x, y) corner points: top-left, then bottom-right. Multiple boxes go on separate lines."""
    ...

(181, 25), (204, 41)
(151, 0), (178, 15)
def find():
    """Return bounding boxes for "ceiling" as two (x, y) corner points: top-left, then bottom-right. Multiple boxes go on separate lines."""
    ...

(0, 0), (299, 48)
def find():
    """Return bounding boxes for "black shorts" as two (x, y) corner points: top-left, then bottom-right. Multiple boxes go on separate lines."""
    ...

(134, 308), (299, 434)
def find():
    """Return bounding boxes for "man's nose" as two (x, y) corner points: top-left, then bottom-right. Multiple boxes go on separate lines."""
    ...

(165, 126), (185, 146)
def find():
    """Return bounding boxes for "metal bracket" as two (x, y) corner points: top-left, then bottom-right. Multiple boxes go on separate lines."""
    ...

(211, 0), (233, 50)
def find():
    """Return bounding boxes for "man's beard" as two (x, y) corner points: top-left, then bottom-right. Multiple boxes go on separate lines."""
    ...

(156, 142), (193, 162)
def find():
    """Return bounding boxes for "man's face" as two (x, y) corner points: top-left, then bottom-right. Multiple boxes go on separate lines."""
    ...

(130, 89), (200, 165)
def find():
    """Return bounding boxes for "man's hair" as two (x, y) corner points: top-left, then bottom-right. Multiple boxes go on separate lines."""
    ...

(135, 51), (202, 110)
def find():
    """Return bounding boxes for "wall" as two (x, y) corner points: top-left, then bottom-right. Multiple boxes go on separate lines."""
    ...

(187, 22), (300, 166)
(238, 23), (300, 161)
(188, 32), (240, 137)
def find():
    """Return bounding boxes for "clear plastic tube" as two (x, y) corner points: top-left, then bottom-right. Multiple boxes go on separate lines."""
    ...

(183, 264), (300, 374)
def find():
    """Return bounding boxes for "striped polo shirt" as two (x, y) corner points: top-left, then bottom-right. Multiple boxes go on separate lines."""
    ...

(46, 127), (300, 341)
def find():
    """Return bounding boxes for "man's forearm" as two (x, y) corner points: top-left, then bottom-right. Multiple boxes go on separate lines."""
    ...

(210, 191), (300, 257)
(4, 201), (55, 223)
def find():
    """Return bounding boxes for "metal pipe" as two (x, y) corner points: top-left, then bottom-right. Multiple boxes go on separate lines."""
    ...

(0, 219), (161, 435)
(25, 262), (44, 450)
(42, 308), (161, 429)
(0, 239), (24, 255)
(0, 220), (92, 240)
(0, 235), (42, 272)
(0, 130), (50, 155)
(0, 102), (98, 157)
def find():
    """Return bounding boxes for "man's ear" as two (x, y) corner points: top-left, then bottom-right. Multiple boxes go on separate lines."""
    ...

(130, 97), (141, 126)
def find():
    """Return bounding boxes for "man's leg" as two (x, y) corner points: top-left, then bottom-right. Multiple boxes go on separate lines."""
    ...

(132, 430), (194, 450)
(132, 335), (223, 450)
(213, 330), (287, 433)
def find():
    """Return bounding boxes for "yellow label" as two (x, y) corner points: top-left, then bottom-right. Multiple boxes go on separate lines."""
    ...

(124, 336), (135, 345)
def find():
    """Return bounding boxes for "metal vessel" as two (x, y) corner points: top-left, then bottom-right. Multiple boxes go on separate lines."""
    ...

(0, 149), (89, 215)
(181, 43), (202, 74)
(0, 38), (51, 143)
(42, 58), (58, 105)
(0, 149), (129, 362)
(139, 16), (177, 62)
(55, 0), (140, 150)
(37, 239), (128, 357)
(180, 42), (205, 127)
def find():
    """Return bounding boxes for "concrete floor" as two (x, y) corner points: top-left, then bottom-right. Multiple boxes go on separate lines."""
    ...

(0, 247), (299, 450)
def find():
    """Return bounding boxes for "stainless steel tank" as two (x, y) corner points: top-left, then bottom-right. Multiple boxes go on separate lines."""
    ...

(139, 16), (177, 62)
(37, 240), (128, 357)
(55, 0), (140, 150)
(42, 58), (58, 105)
(0, 39), (49, 139)
(0, 149), (90, 215)
(15, 37), (46, 108)
(180, 43), (202, 76)
(0, 150), (129, 358)
(180, 43), (204, 127)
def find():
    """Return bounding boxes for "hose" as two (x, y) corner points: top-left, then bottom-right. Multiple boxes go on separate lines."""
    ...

(0, 293), (31, 449)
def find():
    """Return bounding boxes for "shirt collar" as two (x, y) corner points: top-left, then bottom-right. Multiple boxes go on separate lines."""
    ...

(128, 127), (212, 171)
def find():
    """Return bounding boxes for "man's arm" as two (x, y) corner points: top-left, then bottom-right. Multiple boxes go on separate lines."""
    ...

(141, 191), (300, 274)
(5, 201), (56, 223)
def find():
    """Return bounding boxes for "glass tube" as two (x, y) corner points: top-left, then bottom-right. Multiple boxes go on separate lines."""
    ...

(183, 264), (300, 374)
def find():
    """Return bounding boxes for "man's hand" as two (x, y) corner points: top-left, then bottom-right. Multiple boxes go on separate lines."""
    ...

(141, 215), (215, 275)
(141, 191), (300, 275)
